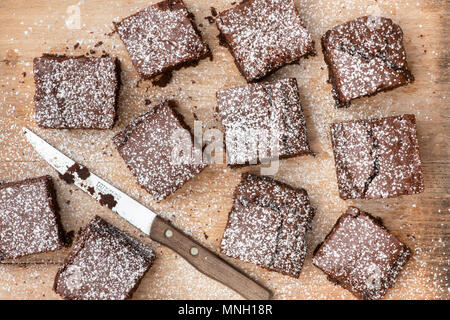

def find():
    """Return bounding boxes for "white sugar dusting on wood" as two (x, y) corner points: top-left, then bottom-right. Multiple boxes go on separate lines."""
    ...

(0, 0), (447, 300)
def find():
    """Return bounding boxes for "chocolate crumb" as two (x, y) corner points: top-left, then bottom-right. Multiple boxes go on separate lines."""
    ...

(59, 163), (91, 184)
(217, 33), (228, 47)
(204, 16), (214, 24)
(87, 186), (95, 195)
(151, 71), (173, 87)
(99, 193), (117, 209)
(64, 230), (75, 246)
(94, 41), (103, 47)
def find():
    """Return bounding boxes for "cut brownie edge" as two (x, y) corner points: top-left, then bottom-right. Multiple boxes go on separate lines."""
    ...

(44, 175), (70, 247)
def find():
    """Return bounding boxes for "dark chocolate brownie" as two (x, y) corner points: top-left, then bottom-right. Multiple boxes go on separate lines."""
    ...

(115, 0), (210, 80)
(215, 0), (314, 82)
(216, 78), (311, 167)
(322, 16), (414, 107)
(0, 176), (66, 260)
(313, 206), (412, 300)
(331, 114), (424, 200)
(113, 101), (206, 202)
(54, 216), (155, 300)
(221, 173), (315, 277)
(33, 54), (120, 129)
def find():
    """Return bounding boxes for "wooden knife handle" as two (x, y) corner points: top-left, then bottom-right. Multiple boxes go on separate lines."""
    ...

(150, 216), (273, 300)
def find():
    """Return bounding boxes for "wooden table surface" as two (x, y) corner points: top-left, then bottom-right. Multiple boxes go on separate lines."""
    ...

(0, 0), (448, 300)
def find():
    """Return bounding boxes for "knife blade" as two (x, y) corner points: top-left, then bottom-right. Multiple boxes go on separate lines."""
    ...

(23, 127), (155, 234)
(23, 127), (272, 300)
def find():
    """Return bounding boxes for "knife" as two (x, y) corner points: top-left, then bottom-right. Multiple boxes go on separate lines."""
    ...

(23, 127), (272, 300)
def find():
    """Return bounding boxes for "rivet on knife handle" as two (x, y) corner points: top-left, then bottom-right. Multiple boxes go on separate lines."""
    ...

(150, 216), (273, 300)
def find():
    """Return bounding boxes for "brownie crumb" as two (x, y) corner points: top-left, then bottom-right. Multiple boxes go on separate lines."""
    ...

(151, 71), (173, 87)
(99, 193), (117, 209)
(204, 16), (215, 24)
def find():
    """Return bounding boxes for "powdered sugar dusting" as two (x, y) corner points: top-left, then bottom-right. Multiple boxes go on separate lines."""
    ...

(322, 16), (414, 106)
(54, 216), (155, 300)
(221, 174), (315, 277)
(33, 55), (119, 129)
(114, 101), (206, 202)
(216, 0), (314, 81)
(115, 0), (210, 79)
(331, 114), (424, 200)
(0, 176), (64, 260)
(0, 0), (447, 300)
(217, 78), (311, 165)
(313, 207), (411, 300)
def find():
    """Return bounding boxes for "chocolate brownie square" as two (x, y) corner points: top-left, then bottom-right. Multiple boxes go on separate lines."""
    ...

(54, 216), (155, 300)
(331, 114), (424, 200)
(215, 0), (314, 82)
(216, 78), (311, 166)
(33, 55), (120, 129)
(313, 206), (412, 300)
(221, 173), (315, 277)
(322, 16), (414, 107)
(0, 176), (66, 260)
(113, 101), (206, 202)
(115, 0), (210, 79)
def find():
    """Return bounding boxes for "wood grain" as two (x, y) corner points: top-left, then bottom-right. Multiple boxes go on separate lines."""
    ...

(0, 0), (448, 300)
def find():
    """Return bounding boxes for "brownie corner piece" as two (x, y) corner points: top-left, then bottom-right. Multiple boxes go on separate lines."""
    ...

(0, 175), (66, 260)
(331, 114), (424, 200)
(115, 0), (210, 79)
(312, 206), (412, 300)
(321, 16), (414, 107)
(114, 101), (206, 202)
(215, 0), (314, 82)
(220, 173), (315, 277)
(33, 54), (120, 129)
(216, 78), (311, 167)
(54, 216), (155, 300)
